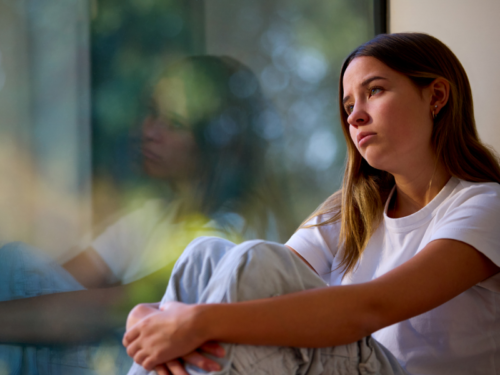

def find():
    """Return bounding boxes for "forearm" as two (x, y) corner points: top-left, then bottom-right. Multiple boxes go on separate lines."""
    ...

(0, 287), (129, 344)
(197, 283), (380, 348)
(195, 239), (500, 348)
(0, 259), (176, 345)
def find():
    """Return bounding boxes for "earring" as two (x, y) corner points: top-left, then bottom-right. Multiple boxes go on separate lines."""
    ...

(432, 105), (438, 119)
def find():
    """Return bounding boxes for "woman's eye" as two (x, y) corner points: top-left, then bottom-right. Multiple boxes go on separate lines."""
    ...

(170, 120), (183, 129)
(165, 118), (190, 131)
(369, 87), (382, 96)
(345, 105), (354, 115)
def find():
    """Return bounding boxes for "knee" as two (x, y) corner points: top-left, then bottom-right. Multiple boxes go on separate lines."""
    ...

(169, 236), (236, 284)
(0, 241), (49, 261)
(0, 241), (29, 256)
(179, 236), (235, 263)
(230, 240), (292, 271)
(0, 242), (42, 301)
(225, 241), (324, 298)
(0, 242), (34, 270)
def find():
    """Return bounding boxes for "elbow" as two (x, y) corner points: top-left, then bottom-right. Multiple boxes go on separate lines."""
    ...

(348, 314), (380, 344)
(359, 296), (395, 338)
(328, 308), (381, 346)
(346, 294), (389, 343)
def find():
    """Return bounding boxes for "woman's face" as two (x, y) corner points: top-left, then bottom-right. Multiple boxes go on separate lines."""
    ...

(342, 56), (434, 175)
(141, 78), (200, 180)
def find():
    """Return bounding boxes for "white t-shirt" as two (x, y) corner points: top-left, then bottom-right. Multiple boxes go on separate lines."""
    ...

(93, 200), (239, 284)
(286, 177), (500, 375)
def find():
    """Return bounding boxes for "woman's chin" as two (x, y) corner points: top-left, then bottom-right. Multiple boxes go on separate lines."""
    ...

(143, 164), (171, 179)
(362, 154), (393, 173)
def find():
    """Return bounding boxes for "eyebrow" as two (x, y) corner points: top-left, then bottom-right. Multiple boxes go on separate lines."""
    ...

(342, 76), (388, 105)
(151, 104), (190, 125)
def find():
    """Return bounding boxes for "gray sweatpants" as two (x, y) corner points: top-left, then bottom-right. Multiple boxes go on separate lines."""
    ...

(128, 237), (407, 375)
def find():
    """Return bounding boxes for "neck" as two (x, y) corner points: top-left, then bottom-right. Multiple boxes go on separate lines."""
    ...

(171, 179), (204, 219)
(388, 160), (451, 218)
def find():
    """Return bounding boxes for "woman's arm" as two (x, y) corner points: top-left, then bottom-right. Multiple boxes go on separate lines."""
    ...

(62, 247), (119, 288)
(124, 238), (499, 370)
(0, 254), (174, 344)
(0, 286), (128, 343)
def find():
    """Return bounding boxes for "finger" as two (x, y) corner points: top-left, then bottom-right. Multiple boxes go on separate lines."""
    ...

(182, 351), (221, 372)
(143, 356), (158, 372)
(123, 327), (140, 347)
(122, 332), (130, 347)
(126, 340), (142, 358)
(200, 341), (226, 357)
(166, 359), (190, 375)
(155, 364), (171, 375)
(133, 350), (149, 367)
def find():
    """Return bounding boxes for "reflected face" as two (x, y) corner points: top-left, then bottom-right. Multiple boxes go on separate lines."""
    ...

(342, 56), (433, 174)
(141, 78), (199, 180)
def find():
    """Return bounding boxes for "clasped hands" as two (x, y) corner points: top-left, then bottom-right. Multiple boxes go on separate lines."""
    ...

(123, 302), (225, 375)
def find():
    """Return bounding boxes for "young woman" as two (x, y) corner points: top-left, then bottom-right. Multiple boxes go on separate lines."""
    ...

(123, 33), (500, 375)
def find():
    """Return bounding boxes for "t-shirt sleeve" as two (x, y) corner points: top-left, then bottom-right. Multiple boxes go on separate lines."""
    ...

(430, 182), (500, 291)
(92, 201), (163, 282)
(92, 213), (141, 281)
(285, 214), (340, 283)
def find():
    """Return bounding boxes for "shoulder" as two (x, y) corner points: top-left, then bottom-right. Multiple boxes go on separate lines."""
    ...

(112, 199), (173, 228)
(442, 179), (500, 210)
(430, 179), (500, 269)
(432, 178), (500, 224)
(454, 178), (500, 198)
(93, 199), (174, 246)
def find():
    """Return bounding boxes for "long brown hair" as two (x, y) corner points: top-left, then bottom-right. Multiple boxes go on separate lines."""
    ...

(152, 56), (295, 240)
(305, 33), (500, 275)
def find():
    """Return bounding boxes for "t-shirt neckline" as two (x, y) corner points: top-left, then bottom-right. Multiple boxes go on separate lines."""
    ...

(384, 176), (460, 230)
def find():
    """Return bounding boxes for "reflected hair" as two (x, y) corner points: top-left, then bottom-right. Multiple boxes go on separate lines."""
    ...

(154, 56), (293, 239)
(160, 56), (267, 214)
(304, 32), (500, 276)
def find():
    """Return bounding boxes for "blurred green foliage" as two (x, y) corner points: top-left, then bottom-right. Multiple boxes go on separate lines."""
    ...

(91, 0), (375, 226)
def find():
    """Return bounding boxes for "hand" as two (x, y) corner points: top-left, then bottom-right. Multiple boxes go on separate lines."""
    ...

(126, 302), (161, 331)
(123, 301), (206, 370)
(154, 342), (226, 375)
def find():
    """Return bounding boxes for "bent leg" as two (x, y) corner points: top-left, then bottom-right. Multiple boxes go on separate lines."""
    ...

(162, 236), (238, 305)
(0, 242), (84, 303)
(0, 242), (132, 375)
(128, 237), (407, 375)
(128, 237), (323, 375)
(127, 236), (237, 375)
(0, 242), (84, 375)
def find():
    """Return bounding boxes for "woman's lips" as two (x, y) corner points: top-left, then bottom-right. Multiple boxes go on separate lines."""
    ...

(141, 148), (162, 162)
(357, 132), (376, 147)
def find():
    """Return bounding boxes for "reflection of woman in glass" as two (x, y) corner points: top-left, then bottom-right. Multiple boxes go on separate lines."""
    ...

(124, 33), (500, 375)
(0, 56), (291, 374)
(67, 55), (291, 287)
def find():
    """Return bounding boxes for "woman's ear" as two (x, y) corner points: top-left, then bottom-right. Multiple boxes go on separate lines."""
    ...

(430, 77), (450, 117)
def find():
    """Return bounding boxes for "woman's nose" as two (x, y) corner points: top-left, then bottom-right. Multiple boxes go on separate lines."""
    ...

(142, 117), (164, 141)
(347, 107), (369, 127)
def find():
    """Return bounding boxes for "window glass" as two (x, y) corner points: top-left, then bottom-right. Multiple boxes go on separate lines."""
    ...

(0, 0), (375, 372)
